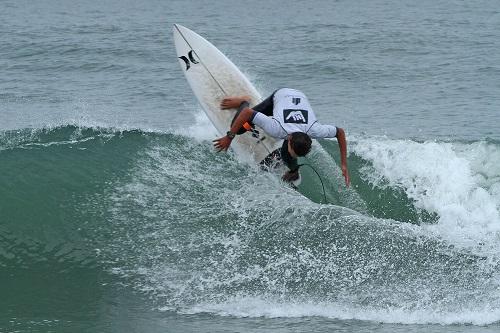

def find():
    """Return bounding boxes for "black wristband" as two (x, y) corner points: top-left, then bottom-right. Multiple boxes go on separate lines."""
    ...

(226, 131), (235, 139)
(238, 101), (250, 112)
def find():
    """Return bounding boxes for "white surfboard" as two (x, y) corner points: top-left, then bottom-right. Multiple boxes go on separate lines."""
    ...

(173, 24), (282, 164)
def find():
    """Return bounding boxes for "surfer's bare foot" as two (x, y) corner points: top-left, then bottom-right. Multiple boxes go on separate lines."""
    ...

(220, 95), (251, 109)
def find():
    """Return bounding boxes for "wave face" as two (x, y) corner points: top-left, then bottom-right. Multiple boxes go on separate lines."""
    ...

(1, 125), (500, 326)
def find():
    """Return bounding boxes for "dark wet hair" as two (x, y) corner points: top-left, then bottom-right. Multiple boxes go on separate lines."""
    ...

(290, 132), (312, 156)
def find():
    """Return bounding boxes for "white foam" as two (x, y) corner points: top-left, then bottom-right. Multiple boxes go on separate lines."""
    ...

(351, 136), (500, 252)
(103, 135), (500, 327)
(174, 110), (219, 142)
(183, 296), (500, 325)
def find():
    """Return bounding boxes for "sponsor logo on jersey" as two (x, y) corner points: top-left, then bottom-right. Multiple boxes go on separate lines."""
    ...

(292, 97), (301, 105)
(284, 109), (308, 124)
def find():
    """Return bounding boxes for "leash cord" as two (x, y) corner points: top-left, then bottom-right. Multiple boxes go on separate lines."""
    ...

(298, 163), (328, 204)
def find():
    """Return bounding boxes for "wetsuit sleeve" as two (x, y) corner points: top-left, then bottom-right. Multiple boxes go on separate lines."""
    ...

(252, 112), (288, 138)
(252, 90), (277, 116)
(307, 123), (337, 138)
(238, 101), (250, 112)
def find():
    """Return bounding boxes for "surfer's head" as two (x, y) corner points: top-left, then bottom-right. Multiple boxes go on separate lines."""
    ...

(289, 132), (312, 157)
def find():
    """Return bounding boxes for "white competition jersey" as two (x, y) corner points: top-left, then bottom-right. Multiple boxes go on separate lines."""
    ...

(252, 88), (337, 139)
(272, 88), (318, 133)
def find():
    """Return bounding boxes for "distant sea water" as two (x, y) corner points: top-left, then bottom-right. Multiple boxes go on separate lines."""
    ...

(1, 1), (500, 332)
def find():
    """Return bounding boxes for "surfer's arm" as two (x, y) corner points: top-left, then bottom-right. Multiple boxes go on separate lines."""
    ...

(213, 105), (255, 151)
(229, 105), (255, 134)
(309, 124), (350, 187)
(335, 127), (350, 187)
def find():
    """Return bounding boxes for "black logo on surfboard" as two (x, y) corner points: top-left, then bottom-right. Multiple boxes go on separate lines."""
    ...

(179, 50), (199, 71)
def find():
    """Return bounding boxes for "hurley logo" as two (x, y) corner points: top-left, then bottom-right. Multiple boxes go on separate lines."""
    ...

(284, 109), (308, 124)
(178, 50), (199, 71)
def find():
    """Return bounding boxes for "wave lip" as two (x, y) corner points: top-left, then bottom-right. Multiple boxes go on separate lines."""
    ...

(351, 136), (500, 253)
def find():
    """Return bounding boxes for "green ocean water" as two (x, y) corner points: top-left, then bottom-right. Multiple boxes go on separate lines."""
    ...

(1, 0), (500, 332)
(1, 126), (500, 332)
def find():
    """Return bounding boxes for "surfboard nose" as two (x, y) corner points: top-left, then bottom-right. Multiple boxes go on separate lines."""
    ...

(173, 23), (187, 33)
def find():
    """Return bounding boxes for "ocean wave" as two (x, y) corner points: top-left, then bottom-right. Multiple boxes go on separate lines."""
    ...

(350, 135), (500, 253)
(2, 124), (500, 325)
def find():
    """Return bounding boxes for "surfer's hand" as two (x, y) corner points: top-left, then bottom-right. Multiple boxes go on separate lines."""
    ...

(220, 96), (251, 109)
(282, 169), (299, 183)
(342, 164), (350, 187)
(213, 136), (232, 152)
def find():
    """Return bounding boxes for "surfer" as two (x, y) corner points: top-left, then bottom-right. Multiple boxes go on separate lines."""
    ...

(213, 88), (350, 187)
